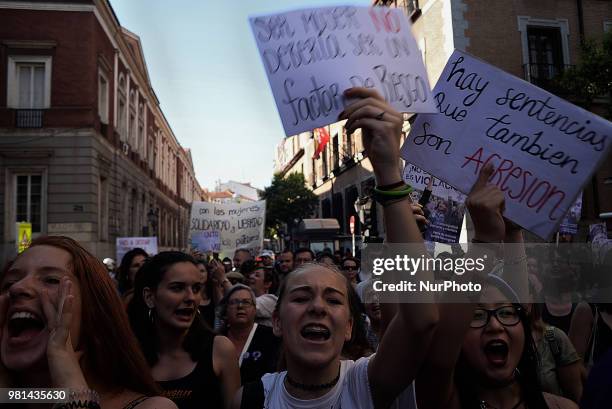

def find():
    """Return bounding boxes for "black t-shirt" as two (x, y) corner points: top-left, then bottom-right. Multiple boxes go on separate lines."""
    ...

(158, 333), (223, 409)
(240, 324), (281, 385)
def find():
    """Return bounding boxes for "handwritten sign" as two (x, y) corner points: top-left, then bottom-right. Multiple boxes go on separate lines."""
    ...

(401, 50), (612, 239)
(249, 6), (436, 136)
(191, 231), (221, 253)
(189, 200), (266, 257)
(116, 237), (158, 263)
(403, 164), (466, 243)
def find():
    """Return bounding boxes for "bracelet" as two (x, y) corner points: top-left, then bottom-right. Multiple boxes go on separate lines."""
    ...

(373, 184), (413, 196)
(376, 180), (406, 190)
(373, 186), (413, 206)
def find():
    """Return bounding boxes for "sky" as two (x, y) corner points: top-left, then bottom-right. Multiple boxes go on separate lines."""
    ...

(110, 0), (371, 191)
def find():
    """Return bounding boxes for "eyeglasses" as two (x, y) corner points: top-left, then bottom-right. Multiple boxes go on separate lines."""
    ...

(228, 299), (255, 307)
(470, 306), (521, 328)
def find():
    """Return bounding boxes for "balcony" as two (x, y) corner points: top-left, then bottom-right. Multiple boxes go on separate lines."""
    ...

(523, 63), (572, 91)
(15, 109), (44, 128)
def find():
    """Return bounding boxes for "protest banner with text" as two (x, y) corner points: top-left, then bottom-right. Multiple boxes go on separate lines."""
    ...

(189, 200), (266, 257)
(403, 164), (466, 243)
(401, 50), (612, 239)
(116, 237), (158, 263)
(249, 6), (436, 136)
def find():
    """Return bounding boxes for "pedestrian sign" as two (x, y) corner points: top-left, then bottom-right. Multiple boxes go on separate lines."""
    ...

(17, 222), (32, 253)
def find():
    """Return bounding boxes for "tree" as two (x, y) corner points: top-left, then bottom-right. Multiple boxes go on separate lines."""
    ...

(260, 172), (318, 238)
(554, 31), (612, 119)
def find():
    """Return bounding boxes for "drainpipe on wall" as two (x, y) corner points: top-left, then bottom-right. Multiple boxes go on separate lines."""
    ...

(577, 0), (585, 45)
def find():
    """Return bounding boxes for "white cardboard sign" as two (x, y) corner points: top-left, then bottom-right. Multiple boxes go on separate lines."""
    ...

(249, 5), (436, 136)
(189, 200), (266, 257)
(401, 50), (612, 239)
(116, 237), (158, 264)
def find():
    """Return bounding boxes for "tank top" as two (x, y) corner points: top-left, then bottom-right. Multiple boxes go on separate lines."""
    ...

(542, 303), (576, 334)
(158, 333), (223, 409)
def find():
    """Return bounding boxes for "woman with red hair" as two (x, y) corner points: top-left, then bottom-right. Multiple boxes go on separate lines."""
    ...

(0, 235), (176, 409)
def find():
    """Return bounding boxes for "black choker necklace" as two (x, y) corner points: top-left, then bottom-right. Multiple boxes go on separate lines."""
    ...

(286, 370), (341, 391)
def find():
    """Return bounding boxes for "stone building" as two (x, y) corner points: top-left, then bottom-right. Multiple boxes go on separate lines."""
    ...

(0, 0), (204, 261)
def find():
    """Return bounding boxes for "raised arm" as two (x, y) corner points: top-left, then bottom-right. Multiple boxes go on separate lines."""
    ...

(415, 164), (506, 409)
(340, 87), (438, 408)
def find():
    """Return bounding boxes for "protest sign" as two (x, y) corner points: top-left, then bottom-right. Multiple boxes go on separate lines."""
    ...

(191, 231), (221, 253)
(116, 237), (158, 263)
(558, 193), (582, 235)
(403, 164), (466, 243)
(189, 200), (266, 257)
(401, 50), (612, 239)
(249, 6), (436, 136)
(16, 222), (32, 253)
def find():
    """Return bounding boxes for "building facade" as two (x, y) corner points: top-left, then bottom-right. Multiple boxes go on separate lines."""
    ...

(0, 0), (204, 261)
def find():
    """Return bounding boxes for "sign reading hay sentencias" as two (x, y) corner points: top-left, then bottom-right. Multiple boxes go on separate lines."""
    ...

(401, 50), (611, 239)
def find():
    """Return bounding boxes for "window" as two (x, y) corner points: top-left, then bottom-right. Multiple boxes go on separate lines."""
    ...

(148, 136), (155, 169)
(138, 104), (145, 156)
(118, 75), (127, 139)
(7, 56), (52, 109)
(518, 17), (570, 86)
(98, 70), (109, 123)
(129, 91), (137, 148)
(321, 145), (328, 177)
(333, 192), (344, 232)
(332, 133), (339, 169)
(605, 21), (612, 33)
(15, 174), (45, 234)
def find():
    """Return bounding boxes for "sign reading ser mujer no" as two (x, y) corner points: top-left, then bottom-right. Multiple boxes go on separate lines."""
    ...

(250, 6), (436, 136)
(401, 50), (611, 239)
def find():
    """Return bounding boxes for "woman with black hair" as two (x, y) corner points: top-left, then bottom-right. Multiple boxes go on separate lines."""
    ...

(195, 258), (215, 328)
(416, 164), (577, 409)
(128, 251), (240, 409)
(118, 247), (148, 304)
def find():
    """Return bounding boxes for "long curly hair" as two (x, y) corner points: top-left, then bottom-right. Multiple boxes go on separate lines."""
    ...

(2, 236), (160, 395)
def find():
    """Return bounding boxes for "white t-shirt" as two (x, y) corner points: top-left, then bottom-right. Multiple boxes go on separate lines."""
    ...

(260, 356), (417, 409)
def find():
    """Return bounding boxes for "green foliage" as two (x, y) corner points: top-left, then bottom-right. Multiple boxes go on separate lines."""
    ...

(554, 32), (612, 119)
(260, 172), (318, 237)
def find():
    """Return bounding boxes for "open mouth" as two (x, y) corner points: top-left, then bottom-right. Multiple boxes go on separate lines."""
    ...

(300, 324), (331, 342)
(8, 311), (46, 342)
(484, 339), (509, 366)
(175, 308), (194, 319)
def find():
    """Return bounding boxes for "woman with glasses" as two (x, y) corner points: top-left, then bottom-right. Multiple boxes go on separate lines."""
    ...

(341, 257), (360, 287)
(127, 252), (240, 409)
(221, 284), (281, 385)
(416, 164), (577, 409)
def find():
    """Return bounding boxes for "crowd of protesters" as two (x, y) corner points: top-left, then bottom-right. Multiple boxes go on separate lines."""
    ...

(1, 88), (611, 409)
